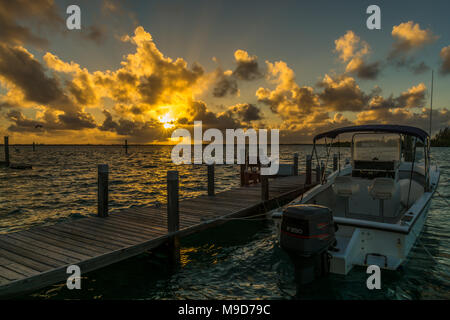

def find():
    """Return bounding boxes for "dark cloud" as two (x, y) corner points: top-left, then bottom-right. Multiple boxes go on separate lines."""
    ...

(356, 108), (450, 136)
(411, 61), (430, 75)
(389, 56), (430, 75)
(390, 21), (438, 58)
(232, 50), (263, 81)
(368, 83), (427, 110)
(58, 111), (97, 130)
(212, 50), (263, 98)
(223, 103), (262, 123)
(137, 75), (164, 105)
(212, 70), (238, 97)
(440, 46), (450, 75)
(353, 61), (382, 80)
(6, 109), (97, 132)
(66, 73), (98, 106)
(99, 110), (167, 141)
(0, 0), (62, 47)
(317, 75), (371, 112)
(0, 44), (73, 109)
(186, 101), (239, 128)
(82, 25), (107, 45)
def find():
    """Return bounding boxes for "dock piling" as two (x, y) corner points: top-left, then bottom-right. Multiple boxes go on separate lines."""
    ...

(306, 155), (312, 184)
(124, 140), (128, 154)
(97, 164), (109, 217)
(333, 154), (338, 171)
(4, 136), (9, 167)
(293, 153), (298, 176)
(207, 164), (215, 196)
(261, 175), (269, 201)
(32, 142), (35, 152)
(167, 170), (180, 264)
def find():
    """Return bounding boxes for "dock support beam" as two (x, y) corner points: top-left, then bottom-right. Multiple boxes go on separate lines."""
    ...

(261, 175), (269, 201)
(293, 153), (298, 176)
(4, 136), (9, 167)
(306, 155), (312, 185)
(207, 164), (215, 196)
(167, 170), (180, 264)
(97, 164), (109, 217)
(333, 154), (338, 171)
(124, 139), (128, 154)
(32, 142), (35, 152)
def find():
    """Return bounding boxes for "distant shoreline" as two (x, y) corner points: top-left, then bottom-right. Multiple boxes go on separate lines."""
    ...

(0, 143), (316, 146)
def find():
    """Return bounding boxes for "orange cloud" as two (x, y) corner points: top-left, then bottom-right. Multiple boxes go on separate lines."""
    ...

(335, 31), (381, 79)
(391, 21), (438, 54)
(440, 45), (450, 75)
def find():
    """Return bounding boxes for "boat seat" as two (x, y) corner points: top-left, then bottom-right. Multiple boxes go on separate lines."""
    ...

(369, 178), (397, 200)
(399, 179), (424, 208)
(333, 176), (358, 197)
(368, 178), (402, 221)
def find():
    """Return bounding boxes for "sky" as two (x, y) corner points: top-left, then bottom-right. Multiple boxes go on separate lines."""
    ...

(0, 0), (450, 144)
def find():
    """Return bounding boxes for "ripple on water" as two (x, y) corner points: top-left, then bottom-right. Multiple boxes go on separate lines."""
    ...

(3, 145), (449, 299)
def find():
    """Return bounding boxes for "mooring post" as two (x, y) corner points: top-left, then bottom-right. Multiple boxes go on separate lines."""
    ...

(4, 136), (9, 167)
(207, 164), (215, 196)
(333, 154), (338, 171)
(124, 139), (128, 154)
(167, 170), (180, 264)
(32, 142), (35, 152)
(261, 174), (269, 201)
(293, 153), (298, 176)
(97, 164), (109, 217)
(316, 164), (320, 183)
(306, 155), (312, 185)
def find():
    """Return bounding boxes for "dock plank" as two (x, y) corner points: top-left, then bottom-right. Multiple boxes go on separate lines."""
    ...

(0, 175), (313, 298)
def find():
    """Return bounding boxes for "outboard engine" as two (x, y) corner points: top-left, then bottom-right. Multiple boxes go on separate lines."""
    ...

(280, 204), (336, 284)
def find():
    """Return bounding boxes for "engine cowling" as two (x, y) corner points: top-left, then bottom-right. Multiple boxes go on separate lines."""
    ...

(280, 204), (335, 284)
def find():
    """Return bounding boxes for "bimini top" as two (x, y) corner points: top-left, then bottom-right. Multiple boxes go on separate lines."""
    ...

(313, 124), (429, 142)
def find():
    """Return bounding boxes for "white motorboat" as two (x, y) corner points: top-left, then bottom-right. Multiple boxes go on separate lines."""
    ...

(272, 124), (440, 283)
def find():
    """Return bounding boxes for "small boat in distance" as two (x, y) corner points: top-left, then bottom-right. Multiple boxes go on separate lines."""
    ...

(272, 124), (440, 284)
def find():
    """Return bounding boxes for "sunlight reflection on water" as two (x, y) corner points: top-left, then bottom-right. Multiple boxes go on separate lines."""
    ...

(1, 145), (449, 299)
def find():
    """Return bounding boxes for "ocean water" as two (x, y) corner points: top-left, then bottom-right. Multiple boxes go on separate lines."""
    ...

(0, 145), (449, 299)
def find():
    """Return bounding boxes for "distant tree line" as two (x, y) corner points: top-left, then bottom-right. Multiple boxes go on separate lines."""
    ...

(431, 127), (450, 147)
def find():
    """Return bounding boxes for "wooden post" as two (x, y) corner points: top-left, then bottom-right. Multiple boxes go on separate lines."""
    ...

(316, 164), (320, 183)
(124, 139), (128, 154)
(306, 155), (312, 185)
(333, 154), (338, 171)
(293, 153), (298, 176)
(167, 170), (180, 264)
(207, 164), (214, 196)
(97, 164), (109, 217)
(4, 136), (9, 167)
(32, 142), (35, 152)
(261, 175), (269, 201)
(240, 164), (245, 186)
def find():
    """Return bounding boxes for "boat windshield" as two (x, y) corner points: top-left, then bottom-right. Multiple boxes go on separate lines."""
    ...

(352, 133), (401, 162)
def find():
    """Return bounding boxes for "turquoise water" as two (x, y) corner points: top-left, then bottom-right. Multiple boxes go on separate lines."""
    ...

(1, 145), (449, 299)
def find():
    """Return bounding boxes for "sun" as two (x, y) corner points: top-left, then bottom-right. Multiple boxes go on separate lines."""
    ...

(158, 112), (175, 129)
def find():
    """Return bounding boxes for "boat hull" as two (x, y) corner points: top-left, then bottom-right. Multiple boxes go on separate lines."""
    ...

(273, 164), (439, 275)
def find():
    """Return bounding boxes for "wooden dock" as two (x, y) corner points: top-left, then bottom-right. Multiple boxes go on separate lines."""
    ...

(0, 170), (314, 298)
